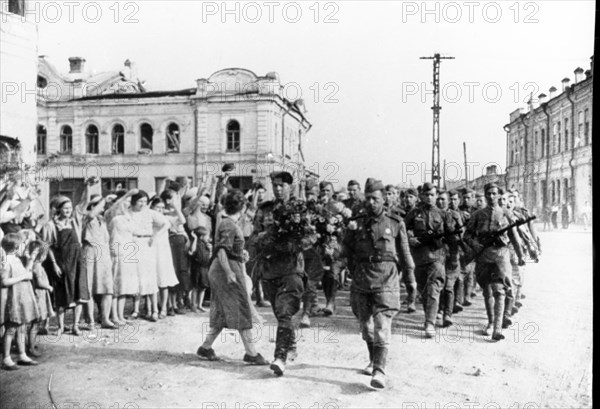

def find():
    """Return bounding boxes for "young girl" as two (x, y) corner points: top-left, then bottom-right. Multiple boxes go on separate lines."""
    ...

(189, 227), (212, 312)
(26, 240), (54, 357)
(149, 198), (179, 318)
(1, 233), (41, 370)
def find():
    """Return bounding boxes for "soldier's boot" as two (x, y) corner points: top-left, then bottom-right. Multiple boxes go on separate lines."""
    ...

(370, 346), (388, 390)
(483, 295), (494, 336)
(287, 328), (298, 362)
(492, 293), (506, 341)
(406, 283), (417, 313)
(322, 276), (337, 316)
(514, 286), (523, 309)
(503, 296), (514, 329)
(299, 312), (311, 328)
(363, 341), (374, 375)
(271, 327), (293, 375)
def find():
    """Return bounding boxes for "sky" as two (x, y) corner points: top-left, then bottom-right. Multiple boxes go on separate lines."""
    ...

(35, 0), (595, 189)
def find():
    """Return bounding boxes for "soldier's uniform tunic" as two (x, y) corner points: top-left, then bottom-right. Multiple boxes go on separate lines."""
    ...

(405, 203), (457, 327)
(439, 207), (463, 321)
(342, 209), (414, 375)
(456, 204), (477, 306)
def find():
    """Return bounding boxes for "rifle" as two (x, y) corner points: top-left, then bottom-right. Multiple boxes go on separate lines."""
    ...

(462, 216), (536, 265)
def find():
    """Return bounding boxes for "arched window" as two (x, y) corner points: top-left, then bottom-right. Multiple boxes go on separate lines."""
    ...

(541, 130), (546, 158)
(564, 118), (569, 150)
(140, 123), (153, 151)
(226, 120), (240, 152)
(112, 124), (125, 154)
(166, 123), (180, 153)
(86, 124), (99, 154)
(60, 125), (72, 153)
(37, 125), (47, 155)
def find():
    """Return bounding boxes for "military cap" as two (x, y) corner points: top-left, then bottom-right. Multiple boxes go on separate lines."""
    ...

(484, 182), (500, 193)
(475, 192), (484, 198)
(405, 188), (418, 197)
(222, 163), (235, 172)
(270, 171), (293, 185)
(319, 180), (334, 190)
(448, 189), (459, 196)
(421, 182), (437, 192)
(364, 178), (385, 193)
(384, 184), (397, 192)
(347, 179), (360, 188)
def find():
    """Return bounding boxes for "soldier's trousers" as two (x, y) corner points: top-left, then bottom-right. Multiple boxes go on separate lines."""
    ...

(475, 255), (513, 324)
(302, 249), (323, 314)
(415, 261), (446, 326)
(322, 259), (344, 302)
(456, 262), (475, 305)
(262, 273), (304, 361)
(440, 264), (460, 317)
(350, 289), (400, 348)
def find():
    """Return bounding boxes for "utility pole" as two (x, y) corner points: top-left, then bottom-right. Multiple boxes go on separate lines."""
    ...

(420, 53), (454, 189)
(463, 141), (469, 187)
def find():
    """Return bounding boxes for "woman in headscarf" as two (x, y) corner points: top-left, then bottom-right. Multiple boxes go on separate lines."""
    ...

(42, 195), (89, 336)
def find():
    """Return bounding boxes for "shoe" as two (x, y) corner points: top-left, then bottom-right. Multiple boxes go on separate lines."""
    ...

(453, 304), (463, 314)
(463, 300), (472, 307)
(515, 301), (523, 308)
(363, 361), (374, 376)
(174, 308), (186, 315)
(323, 302), (335, 316)
(101, 322), (117, 330)
(17, 359), (39, 366)
(520, 293), (526, 299)
(130, 312), (139, 319)
(38, 328), (49, 336)
(71, 326), (81, 336)
(424, 323), (435, 339)
(27, 347), (42, 358)
(502, 316), (512, 329)
(198, 306), (208, 312)
(150, 313), (158, 322)
(167, 308), (175, 317)
(190, 305), (198, 313)
(370, 369), (386, 389)
(256, 300), (271, 308)
(1, 362), (19, 371)
(158, 313), (167, 319)
(270, 358), (285, 376)
(406, 304), (417, 314)
(443, 318), (453, 328)
(483, 323), (493, 336)
(196, 346), (219, 361)
(511, 307), (520, 316)
(471, 292), (477, 298)
(243, 353), (269, 366)
(491, 332), (505, 341)
(299, 313), (311, 328)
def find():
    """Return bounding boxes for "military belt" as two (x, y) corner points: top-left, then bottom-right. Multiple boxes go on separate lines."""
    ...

(357, 255), (397, 263)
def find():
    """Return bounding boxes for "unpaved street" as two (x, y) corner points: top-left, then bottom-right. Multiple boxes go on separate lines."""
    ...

(0, 228), (592, 409)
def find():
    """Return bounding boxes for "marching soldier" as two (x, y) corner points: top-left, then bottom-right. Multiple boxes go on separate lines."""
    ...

(436, 190), (463, 327)
(341, 178), (414, 389)
(457, 188), (477, 307)
(405, 183), (458, 338)
(254, 171), (314, 376)
(399, 188), (418, 313)
(464, 183), (524, 341)
(343, 180), (364, 216)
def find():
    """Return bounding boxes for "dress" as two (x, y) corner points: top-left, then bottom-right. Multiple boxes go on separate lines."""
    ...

(208, 216), (262, 331)
(129, 208), (163, 296)
(49, 218), (89, 308)
(110, 215), (139, 296)
(0, 254), (40, 325)
(82, 216), (113, 295)
(153, 212), (179, 289)
(32, 262), (55, 320)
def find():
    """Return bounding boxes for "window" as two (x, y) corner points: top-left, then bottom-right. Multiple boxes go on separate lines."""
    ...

(510, 150), (515, 165)
(101, 178), (138, 196)
(541, 129), (546, 158)
(85, 125), (99, 154)
(140, 123), (153, 151)
(534, 130), (539, 159)
(228, 176), (253, 193)
(60, 125), (73, 154)
(578, 111), (584, 146)
(37, 125), (47, 155)
(166, 123), (180, 153)
(112, 124), (125, 154)
(556, 121), (561, 153)
(584, 109), (590, 145)
(226, 120), (240, 152)
(8, 0), (25, 16)
(49, 178), (85, 206)
(564, 118), (569, 150)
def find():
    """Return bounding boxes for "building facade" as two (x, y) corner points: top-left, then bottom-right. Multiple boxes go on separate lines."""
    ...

(1, 0), (38, 168)
(36, 58), (311, 203)
(504, 57), (593, 220)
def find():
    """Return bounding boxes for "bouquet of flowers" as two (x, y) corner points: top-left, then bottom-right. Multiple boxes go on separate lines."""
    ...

(257, 198), (317, 257)
(312, 201), (353, 263)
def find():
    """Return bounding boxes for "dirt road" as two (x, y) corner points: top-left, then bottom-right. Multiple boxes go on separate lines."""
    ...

(0, 229), (592, 409)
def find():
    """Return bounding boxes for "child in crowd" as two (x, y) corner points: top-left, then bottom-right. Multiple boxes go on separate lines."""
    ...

(1, 233), (40, 370)
(189, 226), (212, 312)
(28, 240), (55, 355)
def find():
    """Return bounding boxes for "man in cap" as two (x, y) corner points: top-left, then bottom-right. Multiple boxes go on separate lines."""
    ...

(384, 184), (405, 218)
(343, 180), (364, 216)
(457, 188), (477, 307)
(341, 178), (414, 389)
(403, 188), (419, 214)
(464, 183), (524, 340)
(254, 171), (312, 375)
(404, 182), (458, 338)
(396, 189), (418, 313)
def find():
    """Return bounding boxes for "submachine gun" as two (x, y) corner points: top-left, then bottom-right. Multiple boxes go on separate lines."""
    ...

(462, 216), (536, 265)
